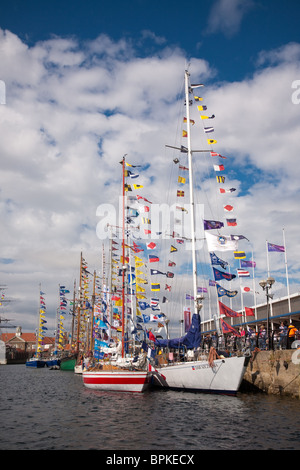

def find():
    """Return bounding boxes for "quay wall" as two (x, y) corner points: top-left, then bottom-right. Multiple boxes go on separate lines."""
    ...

(241, 349), (300, 398)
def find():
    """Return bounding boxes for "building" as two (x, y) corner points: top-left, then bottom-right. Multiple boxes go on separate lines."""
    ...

(1, 326), (55, 363)
(202, 292), (300, 333)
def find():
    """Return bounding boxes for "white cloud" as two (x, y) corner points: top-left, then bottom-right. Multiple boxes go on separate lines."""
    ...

(0, 30), (299, 335)
(206, 0), (255, 37)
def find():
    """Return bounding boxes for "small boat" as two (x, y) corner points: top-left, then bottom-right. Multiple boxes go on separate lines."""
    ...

(26, 357), (46, 368)
(83, 365), (150, 393)
(82, 156), (150, 392)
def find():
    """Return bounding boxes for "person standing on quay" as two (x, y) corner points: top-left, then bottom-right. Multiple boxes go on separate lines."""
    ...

(287, 322), (298, 349)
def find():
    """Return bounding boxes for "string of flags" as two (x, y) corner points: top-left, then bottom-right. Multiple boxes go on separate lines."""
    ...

(188, 81), (259, 330)
(37, 289), (47, 352)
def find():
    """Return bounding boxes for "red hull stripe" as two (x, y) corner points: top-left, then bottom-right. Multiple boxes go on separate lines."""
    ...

(84, 377), (147, 385)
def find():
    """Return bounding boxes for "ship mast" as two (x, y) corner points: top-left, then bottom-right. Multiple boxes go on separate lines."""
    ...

(185, 70), (198, 315)
(121, 155), (126, 358)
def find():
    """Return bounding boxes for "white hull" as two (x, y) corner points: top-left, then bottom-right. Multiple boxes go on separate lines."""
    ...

(82, 369), (150, 393)
(152, 356), (247, 395)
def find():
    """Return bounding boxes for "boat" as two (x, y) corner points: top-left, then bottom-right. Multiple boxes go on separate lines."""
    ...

(82, 156), (150, 392)
(60, 354), (77, 371)
(46, 355), (61, 368)
(148, 70), (249, 395)
(26, 357), (46, 368)
(26, 286), (48, 368)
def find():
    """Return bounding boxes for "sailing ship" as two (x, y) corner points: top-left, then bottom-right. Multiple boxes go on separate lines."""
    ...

(146, 70), (249, 394)
(26, 286), (48, 368)
(82, 156), (151, 392)
(60, 280), (78, 371)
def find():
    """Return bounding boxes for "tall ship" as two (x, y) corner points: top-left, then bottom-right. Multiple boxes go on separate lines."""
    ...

(145, 70), (249, 394)
(82, 156), (151, 392)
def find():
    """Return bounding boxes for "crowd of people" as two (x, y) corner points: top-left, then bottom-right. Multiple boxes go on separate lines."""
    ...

(202, 320), (299, 353)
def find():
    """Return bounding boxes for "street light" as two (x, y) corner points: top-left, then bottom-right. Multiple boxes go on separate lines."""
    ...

(259, 276), (275, 349)
(196, 295), (204, 314)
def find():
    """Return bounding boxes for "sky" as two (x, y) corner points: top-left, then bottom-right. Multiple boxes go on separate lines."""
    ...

(1, 0), (300, 336)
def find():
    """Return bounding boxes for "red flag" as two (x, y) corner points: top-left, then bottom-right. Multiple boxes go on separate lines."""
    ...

(148, 330), (156, 342)
(137, 195), (152, 204)
(218, 301), (242, 317)
(221, 318), (241, 336)
(245, 306), (255, 316)
(210, 152), (227, 159)
(226, 218), (237, 226)
(146, 242), (156, 250)
(224, 205), (234, 212)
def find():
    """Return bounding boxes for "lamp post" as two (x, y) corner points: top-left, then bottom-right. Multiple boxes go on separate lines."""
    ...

(259, 277), (275, 350)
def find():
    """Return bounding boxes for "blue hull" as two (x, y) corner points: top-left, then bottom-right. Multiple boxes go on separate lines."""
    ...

(46, 359), (61, 367)
(26, 359), (46, 368)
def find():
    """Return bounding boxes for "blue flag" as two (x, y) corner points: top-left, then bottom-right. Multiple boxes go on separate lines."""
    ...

(213, 267), (236, 281)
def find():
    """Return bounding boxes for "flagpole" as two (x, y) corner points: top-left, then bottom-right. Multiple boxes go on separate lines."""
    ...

(266, 240), (270, 277)
(265, 240), (273, 317)
(251, 247), (258, 321)
(282, 227), (291, 313)
(239, 266), (245, 324)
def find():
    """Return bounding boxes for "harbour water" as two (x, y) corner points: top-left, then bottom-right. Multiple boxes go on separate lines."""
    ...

(0, 364), (299, 451)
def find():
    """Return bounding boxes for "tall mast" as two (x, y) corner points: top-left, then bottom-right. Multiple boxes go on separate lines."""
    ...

(121, 155), (126, 358)
(70, 279), (76, 346)
(89, 270), (96, 352)
(76, 251), (83, 354)
(185, 70), (198, 315)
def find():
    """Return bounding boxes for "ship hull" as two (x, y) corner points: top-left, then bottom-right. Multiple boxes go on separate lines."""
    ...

(26, 359), (46, 368)
(152, 356), (247, 395)
(46, 358), (61, 368)
(60, 356), (77, 371)
(82, 369), (150, 393)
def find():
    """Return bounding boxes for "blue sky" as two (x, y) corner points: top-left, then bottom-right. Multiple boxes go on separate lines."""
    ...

(2, 0), (300, 81)
(1, 0), (300, 334)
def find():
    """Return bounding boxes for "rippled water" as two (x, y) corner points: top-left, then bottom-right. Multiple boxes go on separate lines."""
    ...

(0, 364), (299, 450)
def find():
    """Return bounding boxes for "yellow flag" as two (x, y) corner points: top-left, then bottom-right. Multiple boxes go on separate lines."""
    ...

(182, 130), (187, 137)
(178, 176), (186, 184)
(136, 285), (145, 292)
(136, 294), (146, 300)
(207, 139), (217, 145)
(135, 261), (144, 268)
